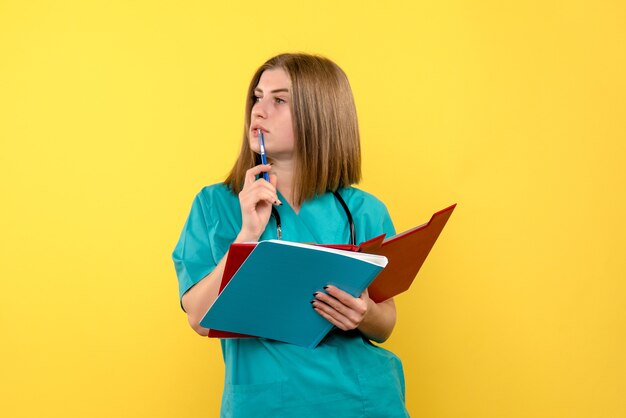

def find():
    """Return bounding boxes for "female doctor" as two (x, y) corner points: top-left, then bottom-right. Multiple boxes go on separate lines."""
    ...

(173, 53), (409, 417)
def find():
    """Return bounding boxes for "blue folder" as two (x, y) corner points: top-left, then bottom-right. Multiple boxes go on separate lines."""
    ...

(199, 240), (388, 348)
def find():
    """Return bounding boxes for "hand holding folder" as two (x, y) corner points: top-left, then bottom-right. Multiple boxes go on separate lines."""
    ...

(202, 204), (456, 347)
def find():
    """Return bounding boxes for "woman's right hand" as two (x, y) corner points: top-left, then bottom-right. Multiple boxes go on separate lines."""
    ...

(182, 165), (278, 335)
(237, 164), (280, 242)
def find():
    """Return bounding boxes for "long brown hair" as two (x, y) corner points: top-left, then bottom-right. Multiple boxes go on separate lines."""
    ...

(224, 53), (361, 206)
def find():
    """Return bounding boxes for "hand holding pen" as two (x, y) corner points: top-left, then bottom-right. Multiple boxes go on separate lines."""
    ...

(235, 129), (280, 242)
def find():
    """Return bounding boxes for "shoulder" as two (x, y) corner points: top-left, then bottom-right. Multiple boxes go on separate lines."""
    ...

(196, 183), (238, 204)
(339, 186), (389, 214)
(338, 187), (396, 239)
(188, 183), (241, 224)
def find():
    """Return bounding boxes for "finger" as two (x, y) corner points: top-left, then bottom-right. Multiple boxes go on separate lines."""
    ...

(323, 285), (366, 313)
(240, 181), (281, 205)
(243, 176), (277, 193)
(241, 190), (279, 209)
(269, 172), (278, 188)
(313, 306), (348, 330)
(312, 302), (355, 331)
(314, 290), (348, 314)
(314, 293), (365, 326)
(243, 164), (273, 186)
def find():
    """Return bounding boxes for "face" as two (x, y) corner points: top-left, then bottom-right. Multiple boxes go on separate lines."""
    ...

(249, 68), (295, 160)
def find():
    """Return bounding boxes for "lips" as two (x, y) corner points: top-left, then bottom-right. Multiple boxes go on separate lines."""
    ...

(251, 124), (268, 135)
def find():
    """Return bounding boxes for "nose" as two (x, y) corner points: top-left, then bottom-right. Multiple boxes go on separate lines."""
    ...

(251, 99), (268, 119)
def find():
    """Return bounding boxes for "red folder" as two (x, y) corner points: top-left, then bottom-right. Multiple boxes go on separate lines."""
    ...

(207, 244), (256, 339)
(365, 204), (456, 302)
(207, 204), (456, 339)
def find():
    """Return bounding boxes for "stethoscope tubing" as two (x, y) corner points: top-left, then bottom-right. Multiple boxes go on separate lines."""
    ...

(270, 190), (355, 245)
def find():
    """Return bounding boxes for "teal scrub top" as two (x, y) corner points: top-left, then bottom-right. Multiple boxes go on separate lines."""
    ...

(173, 184), (409, 418)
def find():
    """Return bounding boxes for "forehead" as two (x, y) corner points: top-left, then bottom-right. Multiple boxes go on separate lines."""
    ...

(255, 68), (291, 91)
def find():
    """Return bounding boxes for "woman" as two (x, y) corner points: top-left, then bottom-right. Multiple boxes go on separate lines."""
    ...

(173, 53), (409, 417)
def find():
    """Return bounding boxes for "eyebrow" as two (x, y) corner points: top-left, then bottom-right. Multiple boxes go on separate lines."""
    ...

(254, 87), (290, 94)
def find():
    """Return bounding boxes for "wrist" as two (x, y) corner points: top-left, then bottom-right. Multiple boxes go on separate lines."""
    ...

(360, 298), (378, 327)
(235, 230), (261, 243)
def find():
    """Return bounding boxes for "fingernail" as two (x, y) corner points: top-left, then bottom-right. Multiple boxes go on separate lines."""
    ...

(313, 292), (318, 298)
(310, 300), (315, 304)
(323, 286), (329, 290)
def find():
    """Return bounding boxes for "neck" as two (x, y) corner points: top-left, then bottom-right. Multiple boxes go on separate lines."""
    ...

(269, 157), (299, 212)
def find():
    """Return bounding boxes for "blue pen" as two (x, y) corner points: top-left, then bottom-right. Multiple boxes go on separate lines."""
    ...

(258, 129), (270, 181)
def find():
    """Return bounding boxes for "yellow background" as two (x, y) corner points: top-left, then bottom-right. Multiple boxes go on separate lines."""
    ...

(1, 1), (625, 417)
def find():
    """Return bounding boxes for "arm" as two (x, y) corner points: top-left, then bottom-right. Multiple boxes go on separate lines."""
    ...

(312, 286), (397, 343)
(312, 194), (399, 343)
(181, 255), (227, 336)
(181, 164), (279, 335)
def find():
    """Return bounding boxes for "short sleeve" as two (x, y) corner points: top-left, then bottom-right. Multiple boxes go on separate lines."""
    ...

(344, 187), (396, 243)
(379, 203), (396, 238)
(172, 192), (221, 303)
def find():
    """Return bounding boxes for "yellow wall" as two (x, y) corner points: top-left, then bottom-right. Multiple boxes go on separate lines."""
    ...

(1, 1), (625, 417)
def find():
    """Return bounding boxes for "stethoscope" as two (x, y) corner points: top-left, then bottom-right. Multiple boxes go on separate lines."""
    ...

(270, 190), (356, 245)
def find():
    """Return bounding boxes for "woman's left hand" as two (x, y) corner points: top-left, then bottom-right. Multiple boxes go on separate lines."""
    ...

(312, 285), (372, 331)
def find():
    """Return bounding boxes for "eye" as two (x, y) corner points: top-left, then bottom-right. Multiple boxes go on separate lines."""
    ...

(252, 95), (262, 103)
(275, 97), (286, 104)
